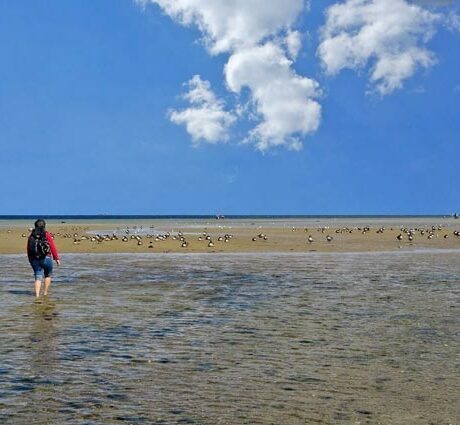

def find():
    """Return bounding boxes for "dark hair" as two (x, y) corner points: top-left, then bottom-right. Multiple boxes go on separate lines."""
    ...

(32, 219), (46, 238)
(34, 219), (46, 229)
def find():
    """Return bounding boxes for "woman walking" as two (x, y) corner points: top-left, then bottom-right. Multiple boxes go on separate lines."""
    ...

(27, 219), (60, 299)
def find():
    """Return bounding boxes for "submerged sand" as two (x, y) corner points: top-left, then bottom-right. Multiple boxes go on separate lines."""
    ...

(1, 218), (459, 255)
(1, 251), (459, 424)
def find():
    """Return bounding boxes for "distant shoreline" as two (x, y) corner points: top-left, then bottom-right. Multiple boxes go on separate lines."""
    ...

(0, 213), (457, 221)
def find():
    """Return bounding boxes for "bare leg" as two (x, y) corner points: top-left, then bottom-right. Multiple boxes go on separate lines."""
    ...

(44, 277), (51, 296)
(34, 279), (42, 298)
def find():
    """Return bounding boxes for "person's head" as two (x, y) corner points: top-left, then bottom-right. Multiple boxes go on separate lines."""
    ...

(34, 219), (46, 231)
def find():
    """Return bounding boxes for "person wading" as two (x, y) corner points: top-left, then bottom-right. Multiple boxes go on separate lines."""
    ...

(27, 219), (60, 299)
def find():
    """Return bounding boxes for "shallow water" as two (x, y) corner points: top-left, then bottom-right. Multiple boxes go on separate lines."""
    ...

(0, 252), (459, 424)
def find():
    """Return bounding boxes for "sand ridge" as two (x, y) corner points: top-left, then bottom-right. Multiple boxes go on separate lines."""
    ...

(1, 221), (460, 255)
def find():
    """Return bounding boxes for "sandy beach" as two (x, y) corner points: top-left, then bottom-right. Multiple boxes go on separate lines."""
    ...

(1, 217), (459, 255)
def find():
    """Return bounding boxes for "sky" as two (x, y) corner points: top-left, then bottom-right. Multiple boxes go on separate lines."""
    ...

(0, 0), (459, 215)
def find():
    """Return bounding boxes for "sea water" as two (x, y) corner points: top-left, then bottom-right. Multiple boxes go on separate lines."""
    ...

(0, 251), (459, 424)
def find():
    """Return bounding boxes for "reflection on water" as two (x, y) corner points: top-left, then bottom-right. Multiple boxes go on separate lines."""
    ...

(0, 252), (459, 424)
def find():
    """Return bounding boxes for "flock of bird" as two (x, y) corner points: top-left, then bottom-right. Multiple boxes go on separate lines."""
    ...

(25, 229), (236, 249)
(301, 224), (460, 244)
(19, 224), (460, 249)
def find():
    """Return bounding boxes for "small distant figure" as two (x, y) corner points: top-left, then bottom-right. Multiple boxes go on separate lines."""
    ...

(27, 219), (60, 300)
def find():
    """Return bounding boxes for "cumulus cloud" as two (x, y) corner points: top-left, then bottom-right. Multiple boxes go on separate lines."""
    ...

(139, 0), (322, 151)
(409, 0), (459, 6)
(141, 0), (305, 54)
(139, 0), (456, 149)
(285, 30), (303, 60)
(318, 0), (441, 95)
(169, 75), (236, 145)
(225, 43), (321, 151)
(446, 10), (460, 31)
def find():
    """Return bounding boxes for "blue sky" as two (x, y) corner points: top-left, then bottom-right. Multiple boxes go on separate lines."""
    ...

(0, 0), (459, 215)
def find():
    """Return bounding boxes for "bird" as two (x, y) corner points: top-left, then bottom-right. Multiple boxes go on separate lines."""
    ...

(326, 235), (333, 242)
(181, 241), (188, 248)
(208, 241), (214, 247)
(397, 234), (403, 241)
(308, 235), (314, 243)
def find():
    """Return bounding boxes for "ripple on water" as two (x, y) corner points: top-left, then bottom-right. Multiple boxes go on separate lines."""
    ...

(0, 251), (459, 424)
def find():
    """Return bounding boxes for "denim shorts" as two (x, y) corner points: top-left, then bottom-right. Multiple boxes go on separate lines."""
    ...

(30, 256), (53, 280)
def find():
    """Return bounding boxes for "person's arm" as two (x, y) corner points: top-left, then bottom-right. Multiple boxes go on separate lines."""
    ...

(46, 232), (60, 264)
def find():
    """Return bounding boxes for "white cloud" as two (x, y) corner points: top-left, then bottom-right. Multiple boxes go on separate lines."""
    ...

(318, 0), (441, 95)
(169, 75), (236, 145)
(409, 0), (459, 6)
(446, 10), (460, 32)
(141, 0), (306, 54)
(285, 30), (303, 60)
(139, 0), (322, 151)
(225, 43), (321, 151)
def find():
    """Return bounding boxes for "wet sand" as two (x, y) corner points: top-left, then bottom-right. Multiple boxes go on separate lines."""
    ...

(1, 218), (460, 255)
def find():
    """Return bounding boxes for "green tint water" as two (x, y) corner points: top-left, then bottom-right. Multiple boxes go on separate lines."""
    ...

(1, 252), (459, 424)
